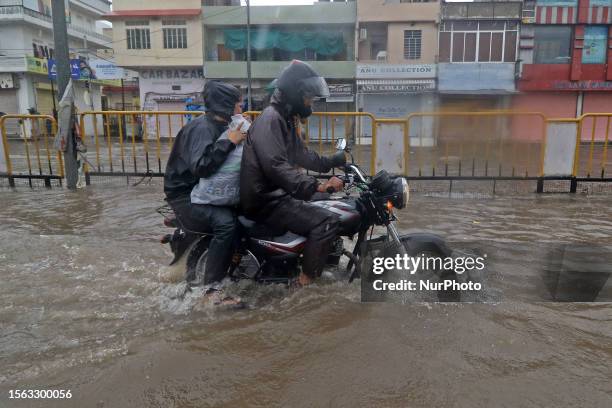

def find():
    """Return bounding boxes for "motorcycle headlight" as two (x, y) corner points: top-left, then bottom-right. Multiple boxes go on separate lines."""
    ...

(371, 171), (409, 210)
(389, 177), (409, 209)
(401, 177), (409, 207)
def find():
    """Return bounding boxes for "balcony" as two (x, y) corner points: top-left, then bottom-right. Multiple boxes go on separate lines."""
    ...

(0, 0), (110, 14)
(70, 0), (111, 15)
(0, 3), (111, 46)
(0, 55), (27, 72)
(204, 61), (356, 79)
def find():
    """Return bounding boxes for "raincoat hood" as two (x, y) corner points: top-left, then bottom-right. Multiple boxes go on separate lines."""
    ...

(203, 81), (241, 121)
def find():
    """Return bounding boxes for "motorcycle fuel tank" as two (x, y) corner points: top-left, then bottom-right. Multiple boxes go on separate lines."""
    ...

(311, 199), (362, 236)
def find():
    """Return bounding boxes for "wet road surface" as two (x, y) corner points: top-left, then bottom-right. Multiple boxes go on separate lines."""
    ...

(0, 185), (611, 407)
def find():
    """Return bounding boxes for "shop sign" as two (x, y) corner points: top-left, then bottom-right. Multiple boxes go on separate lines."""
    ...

(328, 83), (353, 97)
(88, 59), (126, 80)
(140, 69), (204, 80)
(520, 80), (612, 91)
(47, 59), (82, 80)
(357, 64), (436, 79)
(26, 56), (49, 75)
(327, 83), (354, 102)
(554, 81), (612, 90)
(358, 80), (435, 94)
(0, 73), (15, 89)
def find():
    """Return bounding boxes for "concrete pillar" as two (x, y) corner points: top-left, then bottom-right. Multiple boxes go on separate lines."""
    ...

(16, 73), (37, 137)
(0, 130), (6, 173)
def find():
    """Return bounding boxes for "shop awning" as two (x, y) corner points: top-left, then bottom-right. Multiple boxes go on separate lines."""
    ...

(223, 29), (345, 56)
(357, 79), (436, 94)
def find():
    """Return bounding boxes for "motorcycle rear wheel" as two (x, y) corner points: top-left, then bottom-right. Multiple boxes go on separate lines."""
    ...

(185, 236), (211, 285)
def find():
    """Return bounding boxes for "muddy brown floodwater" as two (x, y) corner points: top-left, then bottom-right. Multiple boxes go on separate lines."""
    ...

(0, 185), (611, 407)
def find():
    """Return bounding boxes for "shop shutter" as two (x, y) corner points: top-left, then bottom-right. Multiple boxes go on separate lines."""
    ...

(0, 89), (20, 136)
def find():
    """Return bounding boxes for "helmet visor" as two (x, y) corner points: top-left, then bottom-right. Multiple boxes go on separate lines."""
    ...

(299, 76), (330, 100)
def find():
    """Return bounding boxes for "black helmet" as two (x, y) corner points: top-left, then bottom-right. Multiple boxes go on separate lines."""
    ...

(276, 60), (329, 118)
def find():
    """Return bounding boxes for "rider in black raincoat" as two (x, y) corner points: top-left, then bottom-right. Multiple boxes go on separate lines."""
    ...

(240, 61), (346, 285)
(164, 80), (243, 284)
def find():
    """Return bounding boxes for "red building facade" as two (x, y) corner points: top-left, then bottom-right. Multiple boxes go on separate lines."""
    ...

(515, 0), (612, 140)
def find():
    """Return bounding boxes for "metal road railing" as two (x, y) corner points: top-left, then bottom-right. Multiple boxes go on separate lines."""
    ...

(1, 110), (611, 191)
(77, 110), (377, 177)
(576, 114), (612, 179)
(77, 110), (205, 176)
(0, 114), (63, 187)
(405, 111), (548, 178)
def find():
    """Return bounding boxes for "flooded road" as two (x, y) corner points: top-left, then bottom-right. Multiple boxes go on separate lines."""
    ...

(1, 185), (611, 407)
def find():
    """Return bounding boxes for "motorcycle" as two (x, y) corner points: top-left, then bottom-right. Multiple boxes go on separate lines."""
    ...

(159, 138), (456, 294)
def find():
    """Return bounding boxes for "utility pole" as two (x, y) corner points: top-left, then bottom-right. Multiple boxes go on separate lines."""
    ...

(246, 0), (252, 111)
(51, 0), (78, 189)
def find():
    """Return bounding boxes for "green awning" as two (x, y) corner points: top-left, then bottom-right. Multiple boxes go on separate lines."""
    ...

(223, 29), (345, 56)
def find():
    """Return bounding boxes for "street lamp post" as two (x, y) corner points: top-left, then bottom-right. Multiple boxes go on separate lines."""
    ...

(51, 0), (78, 189)
(246, 0), (252, 111)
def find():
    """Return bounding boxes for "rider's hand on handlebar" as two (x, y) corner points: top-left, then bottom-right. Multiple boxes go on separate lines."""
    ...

(317, 176), (344, 193)
(228, 122), (246, 145)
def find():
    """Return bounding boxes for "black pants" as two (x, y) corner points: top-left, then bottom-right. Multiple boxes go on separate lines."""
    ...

(167, 195), (237, 284)
(263, 198), (339, 278)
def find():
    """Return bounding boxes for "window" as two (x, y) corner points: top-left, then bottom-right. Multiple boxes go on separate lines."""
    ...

(583, 26), (607, 64)
(404, 30), (422, 60)
(163, 20), (188, 49)
(533, 26), (572, 64)
(126, 20), (151, 50)
(439, 20), (518, 63)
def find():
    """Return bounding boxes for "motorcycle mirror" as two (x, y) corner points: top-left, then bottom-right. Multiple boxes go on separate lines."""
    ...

(335, 138), (347, 151)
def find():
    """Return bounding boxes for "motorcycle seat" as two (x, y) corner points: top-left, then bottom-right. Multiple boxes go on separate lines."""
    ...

(238, 216), (287, 238)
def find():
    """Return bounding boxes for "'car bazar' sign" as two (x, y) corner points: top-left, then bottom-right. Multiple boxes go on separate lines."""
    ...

(140, 69), (204, 80)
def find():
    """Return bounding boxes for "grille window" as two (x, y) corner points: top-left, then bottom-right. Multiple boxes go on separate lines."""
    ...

(404, 30), (422, 60)
(126, 28), (151, 50)
(163, 20), (188, 49)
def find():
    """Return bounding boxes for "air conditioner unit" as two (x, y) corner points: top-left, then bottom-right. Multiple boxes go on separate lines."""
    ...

(359, 28), (367, 41)
(376, 50), (387, 62)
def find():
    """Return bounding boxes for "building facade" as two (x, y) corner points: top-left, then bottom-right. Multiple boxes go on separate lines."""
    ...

(356, 0), (439, 142)
(202, 0), (356, 138)
(516, 0), (612, 140)
(106, 0), (205, 136)
(0, 0), (111, 134)
(438, 1), (522, 109)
